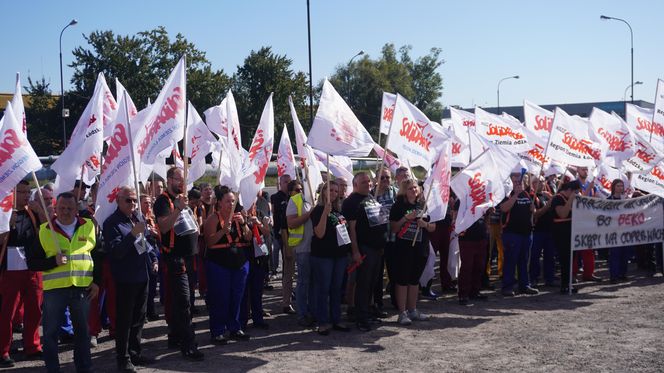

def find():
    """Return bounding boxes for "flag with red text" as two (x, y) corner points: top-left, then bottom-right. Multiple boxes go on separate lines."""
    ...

(277, 126), (297, 179)
(632, 161), (664, 198)
(545, 108), (600, 167)
(625, 103), (664, 153)
(379, 92), (396, 135)
(373, 143), (402, 174)
(96, 94), (135, 225)
(307, 79), (375, 157)
(588, 107), (634, 168)
(523, 100), (553, 140)
(386, 94), (449, 170)
(423, 141), (452, 222)
(240, 94), (275, 208)
(475, 107), (530, 154)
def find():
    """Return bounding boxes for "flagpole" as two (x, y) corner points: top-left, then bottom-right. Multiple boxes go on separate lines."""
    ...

(183, 55), (189, 189)
(449, 148), (491, 185)
(123, 91), (147, 252)
(326, 154), (331, 203)
(75, 165), (85, 203)
(411, 177), (435, 247)
(374, 99), (396, 198)
(31, 172), (62, 255)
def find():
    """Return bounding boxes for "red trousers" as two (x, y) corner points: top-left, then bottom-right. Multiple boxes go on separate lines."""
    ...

(0, 271), (42, 356)
(572, 249), (595, 279)
(89, 259), (116, 337)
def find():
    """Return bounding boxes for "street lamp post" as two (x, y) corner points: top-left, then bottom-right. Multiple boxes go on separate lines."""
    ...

(601, 15), (634, 103)
(497, 75), (519, 114)
(624, 81), (643, 102)
(346, 50), (364, 106)
(59, 18), (78, 149)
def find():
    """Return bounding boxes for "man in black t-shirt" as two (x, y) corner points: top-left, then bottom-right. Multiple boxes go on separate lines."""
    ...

(270, 175), (294, 314)
(529, 176), (556, 287)
(499, 172), (538, 296)
(153, 167), (203, 361)
(342, 172), (388, 332)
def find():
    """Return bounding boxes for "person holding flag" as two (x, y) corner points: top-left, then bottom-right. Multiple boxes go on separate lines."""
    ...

(153, 167), (203, 360)
(573, 167), (602, 283)
(499, 171), (539, 297)
(0, 180), (47, 367)
(102, 186), (158, 372)
(551, 180), (582, 294)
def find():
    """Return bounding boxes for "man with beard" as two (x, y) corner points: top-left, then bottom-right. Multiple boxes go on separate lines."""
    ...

(153, 167), (203, 361)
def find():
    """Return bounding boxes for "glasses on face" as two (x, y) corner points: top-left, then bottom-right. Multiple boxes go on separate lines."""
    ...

(125, 198), (138, 204)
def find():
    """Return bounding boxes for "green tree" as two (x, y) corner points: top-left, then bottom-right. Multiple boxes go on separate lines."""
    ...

(329, 43), (444, 138)
(24, 77), (60, 154)
(69, 27), (231, 126)
(232, 47), (309, 147)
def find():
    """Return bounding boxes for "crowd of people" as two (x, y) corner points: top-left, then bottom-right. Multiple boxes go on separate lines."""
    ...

(0, 165), (662, 372)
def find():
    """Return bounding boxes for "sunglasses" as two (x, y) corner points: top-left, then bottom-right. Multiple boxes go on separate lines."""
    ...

(124, 198), (138, 204)
(380, 176), (391, 180)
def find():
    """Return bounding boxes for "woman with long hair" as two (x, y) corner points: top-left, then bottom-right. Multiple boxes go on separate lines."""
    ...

(389, 179), (435, 325)
(203, 187), (252, 344)
(310, 181), (352, 335)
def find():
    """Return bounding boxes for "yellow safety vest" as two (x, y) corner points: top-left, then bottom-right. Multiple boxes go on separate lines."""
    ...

(287, 193), (305, 247)
(39, 218), (96, 291)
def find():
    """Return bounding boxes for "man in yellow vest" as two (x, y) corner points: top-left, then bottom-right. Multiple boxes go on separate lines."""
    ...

(285, 180), (314, 327)
(27, 192), (100, 373)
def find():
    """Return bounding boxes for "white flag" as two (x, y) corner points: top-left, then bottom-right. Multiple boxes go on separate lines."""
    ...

(219, 90), (248, 192)
(379, 92), (397, 135)
(632, 161), (664, 198)
(96, 95), (135, 226)
(307, 79), (374, 157)
(134, 56), (186, 169)
(451, 146), (519, 233)
(203, 97), (228, 138)
(594, 164), (628, 197)
(386, 94), (448, 170)
(518, 125), (549, 174)
(290, 96), (323, 199)
(0, 104), (42, 195)
(314, 150), (354, 183)
(11, 73), (26, 134)
(277, 126), (297, 179)
(373, 143), (402, 174)
(52, 73), (108, 195)
(423, 141), (452, 222)
(186, 102), (220, 185)
(449, 107), (484, 164)
(545, 108), (600, 167)
(115, 79), (137, 120)
(625, 102), (664, 153)
(523, 100), (553, 140)
(475, 107), (530, 154)
(588, 107), (634, 168)
(623, 123), (663, 175)
(240, 94), (275, 208)
(650, 79), (664, 152)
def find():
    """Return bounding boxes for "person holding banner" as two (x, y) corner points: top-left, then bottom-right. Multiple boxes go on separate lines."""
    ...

(27, 192), (100, 373)
(389, 179), (434, 324)
(342, 172), (388, 332)
(574, 167), (601, 282)
(499, 172), (539, 296)
(607, 180), (632, 283)
(551, 180), (582, 294)
(529, 176), (557, 287)
(153, 167), (203, 360)
(103, 186), (158, 372)
(310, 180), (352, 335)
(0, 181), (46, 367)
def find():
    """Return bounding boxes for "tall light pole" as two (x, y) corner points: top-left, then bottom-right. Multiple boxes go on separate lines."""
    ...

(624, 81), (643, 102)
(497, 75), (519, 114)
(601, 15), (634, 103)
(59, 18), (78, 149)
(346, 50), (364, 106)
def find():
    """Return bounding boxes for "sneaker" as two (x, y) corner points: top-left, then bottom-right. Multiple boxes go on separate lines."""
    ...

(130, 354), (156, 366)
(282, 305), (296, 315)
(407, 309), (430, 321)
(182, 348), (204, 361)
(501, 290), (515, 297)
(211, 335), (228, 345)
(117, 359), (137, 373)
(230, 330), (251, 341)
(397, 311), (412, 326)
(520, 286), (539, 295)
(0, 356), (15, 368)
(356, 321), (371, 332)
(89, 335), (98, 348)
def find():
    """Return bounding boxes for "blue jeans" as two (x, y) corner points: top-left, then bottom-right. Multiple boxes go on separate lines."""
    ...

(609, 246), (632, 279)
(240, 259), (267, 327)
(530, 231), (556, 285)
(206, 260), (249, 336)
(311, 255), (348, 325)
(295, 252), (314, 319)
(43, 287), (91, 373)
(502, 232), (532, 291)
